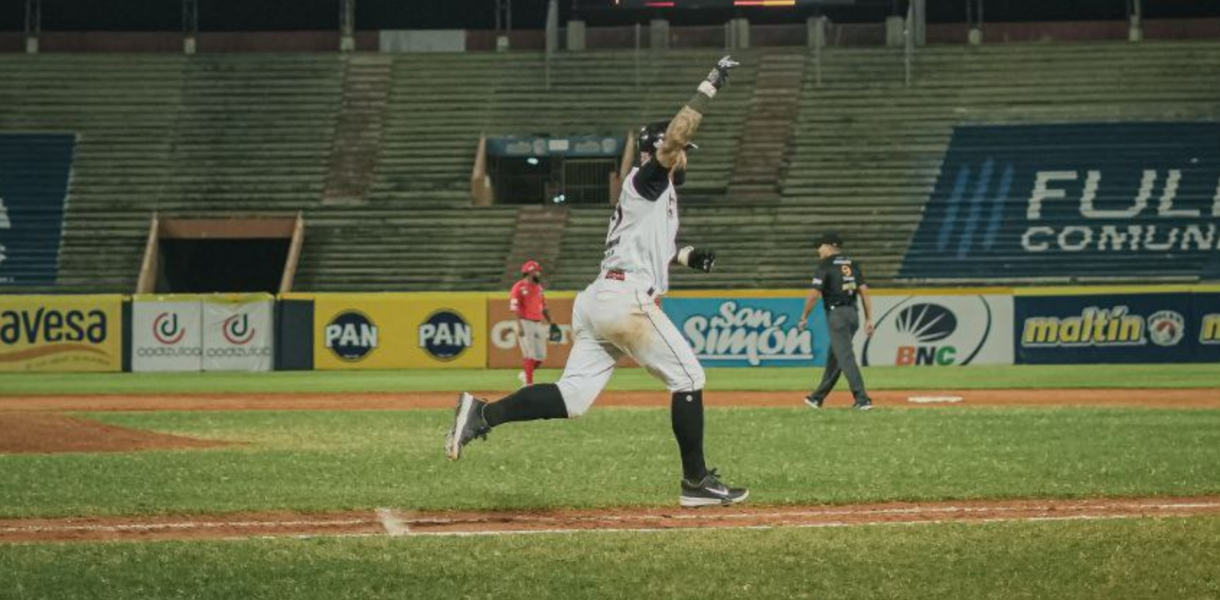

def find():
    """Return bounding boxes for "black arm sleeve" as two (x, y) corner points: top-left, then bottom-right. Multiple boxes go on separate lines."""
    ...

(630, 160), (671, 202)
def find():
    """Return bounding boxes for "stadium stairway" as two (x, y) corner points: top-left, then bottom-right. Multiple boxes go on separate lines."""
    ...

(500, 206), (570, 287)
(322, 54), (392, 205)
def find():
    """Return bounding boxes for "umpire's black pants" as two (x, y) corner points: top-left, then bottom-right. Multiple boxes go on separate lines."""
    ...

(810, 305), (870, 404)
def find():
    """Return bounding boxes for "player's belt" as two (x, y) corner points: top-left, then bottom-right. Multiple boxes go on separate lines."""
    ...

(604, 270), (655, 297)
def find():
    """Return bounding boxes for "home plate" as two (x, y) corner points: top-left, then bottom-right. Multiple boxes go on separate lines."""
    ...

(907, 396), (964, 404)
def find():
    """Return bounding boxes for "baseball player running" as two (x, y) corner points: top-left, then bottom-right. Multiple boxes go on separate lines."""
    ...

(511, 260), (555, 386)
(447, 56), (748, 508)
(797, 232), (874, 410)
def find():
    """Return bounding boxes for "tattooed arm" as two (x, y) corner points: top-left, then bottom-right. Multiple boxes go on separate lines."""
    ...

(656, 56), (740, 170)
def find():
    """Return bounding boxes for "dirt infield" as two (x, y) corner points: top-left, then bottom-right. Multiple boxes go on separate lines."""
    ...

(0, 388), (1217, 413)
(0, 413), (229, 454)
(3, 496), (1219, 544)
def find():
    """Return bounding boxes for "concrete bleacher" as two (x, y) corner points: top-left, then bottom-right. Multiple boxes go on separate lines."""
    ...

(2, 41), (1216, 293)
(781, 40), (1220, 286)
(0, 50), (756, 293)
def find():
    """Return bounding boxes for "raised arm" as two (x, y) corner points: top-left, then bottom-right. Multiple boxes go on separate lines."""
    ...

(656, 56), (740, 170)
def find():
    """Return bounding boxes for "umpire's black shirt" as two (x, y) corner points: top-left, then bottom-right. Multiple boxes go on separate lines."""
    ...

(811, 254), (866, 309)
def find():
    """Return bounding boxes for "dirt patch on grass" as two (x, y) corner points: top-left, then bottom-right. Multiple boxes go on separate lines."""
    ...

(0, 388), (1216, 412)
(0, 413), (229, 454)
(3, 496), (1219, 543)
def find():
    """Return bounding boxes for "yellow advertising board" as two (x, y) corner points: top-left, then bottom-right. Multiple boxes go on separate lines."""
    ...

(0, 295), (123, 372)
(312, 293), (487, 369)
(487, 297), (637, 369)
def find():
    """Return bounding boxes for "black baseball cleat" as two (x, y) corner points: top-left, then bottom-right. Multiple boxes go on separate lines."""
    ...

(804, 394), (823, 409)
(680, 469), (749, 508)
(852, 399), (873, 411)
(445, 392), (490, 461)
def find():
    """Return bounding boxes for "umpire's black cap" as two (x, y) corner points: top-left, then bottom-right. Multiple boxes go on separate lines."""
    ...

(815, 232), (844, 247)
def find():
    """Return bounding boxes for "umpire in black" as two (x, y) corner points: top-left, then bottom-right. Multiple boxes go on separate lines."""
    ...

(796, 232), (874, 410)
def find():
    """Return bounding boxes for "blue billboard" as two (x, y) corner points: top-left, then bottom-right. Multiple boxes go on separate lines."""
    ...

(1194, 292), (1220, 364)
(663, 297), (829, 368)
(1015, 291), (1218, 364)
(0, 134), (76, 287)
(901, 123), (1220, 280)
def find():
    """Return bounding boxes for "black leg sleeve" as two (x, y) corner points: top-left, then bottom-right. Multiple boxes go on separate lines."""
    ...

(671, 390), (708, 482)
(483, 383), (569, 428)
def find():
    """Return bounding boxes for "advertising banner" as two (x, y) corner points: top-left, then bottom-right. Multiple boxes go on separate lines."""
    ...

(313, 293), (487, 369)
(901, 122), (1220, 281)
(486, 297), (638, 369)
(0, 294), (122, 372)
(132, 295), (204, 372)
(488, 297), (574, 369)
(1015, 292), (1201, 364)
(0, 134), (76, 287)
(662, 297), (828, 368)
(1195, 292), (1220, 363)
(202, 294), (275, 372)
(858, 294), (1014, 366)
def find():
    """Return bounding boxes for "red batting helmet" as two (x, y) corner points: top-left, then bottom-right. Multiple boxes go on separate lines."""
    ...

(521, 260), (542, 274)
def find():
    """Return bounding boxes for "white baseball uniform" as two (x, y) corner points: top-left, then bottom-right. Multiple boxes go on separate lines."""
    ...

(555, 162), (705, 417)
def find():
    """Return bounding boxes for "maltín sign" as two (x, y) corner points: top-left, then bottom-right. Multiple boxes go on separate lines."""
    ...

(901, 123), (1220, 280)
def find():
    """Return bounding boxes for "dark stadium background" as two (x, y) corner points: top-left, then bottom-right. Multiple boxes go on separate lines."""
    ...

(1, 0), (1218, 32)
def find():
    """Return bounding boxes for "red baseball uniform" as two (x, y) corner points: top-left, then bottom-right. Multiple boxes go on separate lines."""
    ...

(510, 279), (547, 321)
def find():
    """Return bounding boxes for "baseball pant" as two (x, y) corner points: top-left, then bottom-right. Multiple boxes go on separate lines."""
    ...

(810, 305), (870, 403)
(556, 278), (705, 417)
(518, 319), (549, 362)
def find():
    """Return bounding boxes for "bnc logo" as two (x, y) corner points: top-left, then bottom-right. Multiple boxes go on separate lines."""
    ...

(325, 311), (378, 361)
(863, 296), (995, 367)
(222, 314), (256, 345)
(1147, 310), (1185, 347)
(893, 303), (958, 366)
(153, 312), (185, 345)
(419, 310), (472, 361)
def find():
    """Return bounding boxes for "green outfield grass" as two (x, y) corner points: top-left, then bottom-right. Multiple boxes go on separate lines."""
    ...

(1, 363), (1218, 396)
(3, 407), (1219, 518)
(3, 517), (1218, 600)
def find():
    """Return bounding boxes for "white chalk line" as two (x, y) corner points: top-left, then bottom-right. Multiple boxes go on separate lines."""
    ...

(0, 518), (375, 535)
(402, 513), (1169, 538)
(3, 501), (1218, 540)
(402, 501), (1220, 526)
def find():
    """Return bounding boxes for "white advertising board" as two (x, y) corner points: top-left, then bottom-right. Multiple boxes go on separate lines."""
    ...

(855, 294), (1014, 367)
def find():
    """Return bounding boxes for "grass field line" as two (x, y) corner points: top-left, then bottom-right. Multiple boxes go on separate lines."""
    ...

(400, 501), (1220, 526)
(5, 498), (1220, 544)
(402, 514), (1153, 538)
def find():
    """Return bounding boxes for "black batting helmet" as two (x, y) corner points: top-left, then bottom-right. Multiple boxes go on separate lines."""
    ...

(636, 120), (698, 156)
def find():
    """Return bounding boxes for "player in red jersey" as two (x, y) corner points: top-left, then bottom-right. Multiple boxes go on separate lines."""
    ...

(510, 260), (554, 386)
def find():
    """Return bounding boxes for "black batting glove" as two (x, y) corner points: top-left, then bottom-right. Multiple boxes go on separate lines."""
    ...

(688, 248), (716, 273)
(703, 55), (740, 93)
